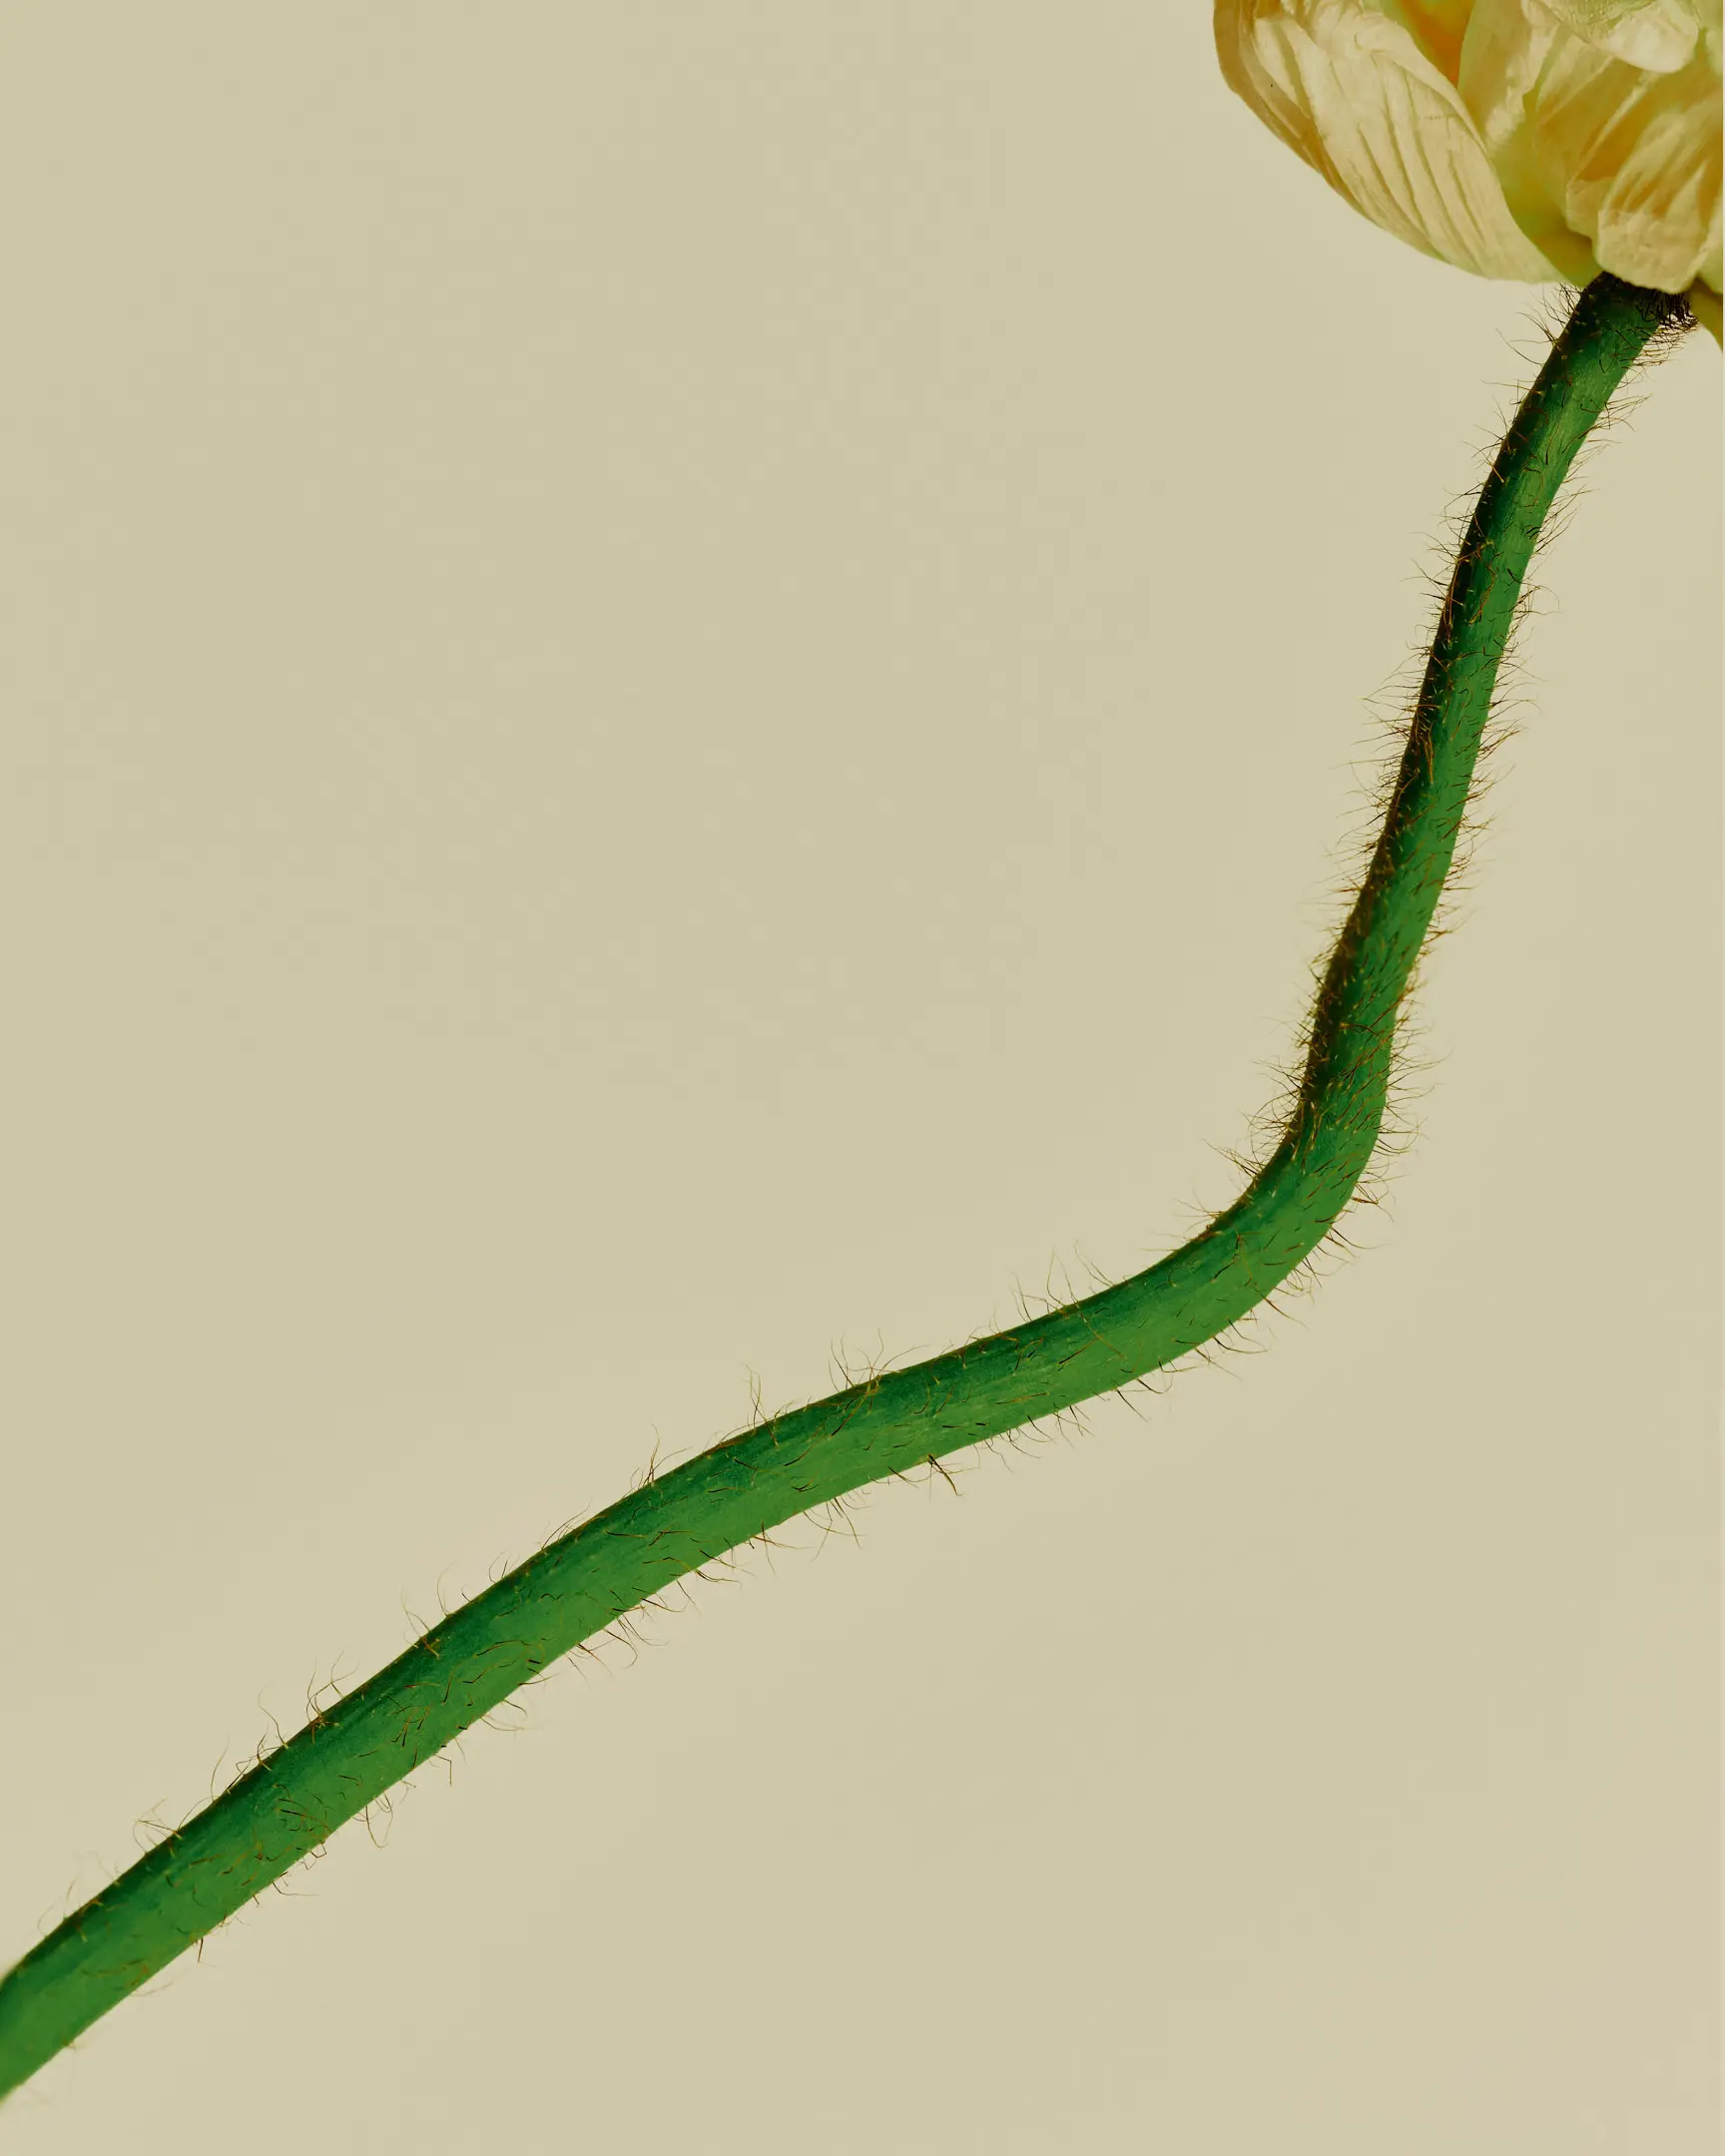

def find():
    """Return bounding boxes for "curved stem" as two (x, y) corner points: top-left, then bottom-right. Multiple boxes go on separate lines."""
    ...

(0, 271), (1689, 2099)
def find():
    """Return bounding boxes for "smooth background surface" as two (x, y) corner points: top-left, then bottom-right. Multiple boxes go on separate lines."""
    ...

(1, 8), (1718, 2150)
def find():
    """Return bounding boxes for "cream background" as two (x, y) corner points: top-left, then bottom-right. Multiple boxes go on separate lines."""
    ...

(0, 7), (1718, 2150)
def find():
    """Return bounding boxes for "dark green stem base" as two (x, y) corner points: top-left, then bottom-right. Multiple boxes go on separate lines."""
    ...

(0, 272), (1689, 2099)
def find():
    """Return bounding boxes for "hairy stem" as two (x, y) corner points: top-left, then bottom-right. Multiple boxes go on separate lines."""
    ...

(0, 270), (1689, 2098)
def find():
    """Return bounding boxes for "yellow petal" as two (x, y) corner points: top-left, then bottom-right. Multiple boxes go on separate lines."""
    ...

(1459, 0), (1604, 276)
(1539, 0), (1705, 71)
(1215, 0), (1562, 278)
(1687, 274), (1724, 336)
(1490, 17), (1724, 290)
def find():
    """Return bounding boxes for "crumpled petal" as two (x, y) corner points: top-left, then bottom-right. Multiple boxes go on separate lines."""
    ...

(1539, 0), (1707, 71)
(1456, 0), (1596, 272)
(1215, 0), (1563, 276)
(1460, 0), (1723, 289)
(1219, 0), (1723, 320)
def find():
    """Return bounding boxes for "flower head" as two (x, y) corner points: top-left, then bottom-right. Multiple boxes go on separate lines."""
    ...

(1216, 0), (1723, 337)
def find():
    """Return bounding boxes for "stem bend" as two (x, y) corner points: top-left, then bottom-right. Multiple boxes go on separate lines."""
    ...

(0, 270), (1690, 2099)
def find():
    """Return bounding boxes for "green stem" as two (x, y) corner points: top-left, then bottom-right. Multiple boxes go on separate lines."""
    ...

(0, 271), (1688, 2098)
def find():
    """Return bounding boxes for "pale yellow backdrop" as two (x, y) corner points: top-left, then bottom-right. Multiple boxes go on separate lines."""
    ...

(0, 7), (1718, 2151)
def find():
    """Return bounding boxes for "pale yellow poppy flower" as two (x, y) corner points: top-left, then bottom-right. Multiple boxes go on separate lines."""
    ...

(1216, 0), (1723, 340)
